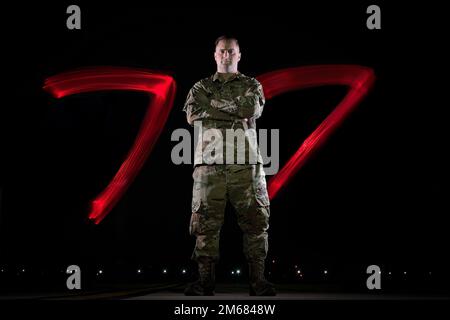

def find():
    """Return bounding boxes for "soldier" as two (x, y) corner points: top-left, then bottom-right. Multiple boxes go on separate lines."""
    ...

(183, 36), (275, 296)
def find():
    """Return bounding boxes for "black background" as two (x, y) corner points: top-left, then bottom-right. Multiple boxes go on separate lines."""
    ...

(0, 2), (447, 291)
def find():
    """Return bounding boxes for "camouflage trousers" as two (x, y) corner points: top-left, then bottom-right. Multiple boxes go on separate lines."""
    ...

(189, 164), (271, 263)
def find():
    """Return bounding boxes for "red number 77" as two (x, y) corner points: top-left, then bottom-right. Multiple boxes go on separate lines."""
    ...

(44, 65), (374, 224)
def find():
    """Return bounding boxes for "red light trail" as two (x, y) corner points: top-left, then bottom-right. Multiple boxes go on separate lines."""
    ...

(44, 67), (176, 224)
(44, 65), (374, 223)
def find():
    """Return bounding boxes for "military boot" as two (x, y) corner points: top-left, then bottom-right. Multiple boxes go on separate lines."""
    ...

(248, 260), (276, 296)
(184, 257), (216, 296)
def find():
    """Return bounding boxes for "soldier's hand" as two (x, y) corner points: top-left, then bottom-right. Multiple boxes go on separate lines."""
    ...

(210, 99), (229, 109)
(211, 99), (239, 114)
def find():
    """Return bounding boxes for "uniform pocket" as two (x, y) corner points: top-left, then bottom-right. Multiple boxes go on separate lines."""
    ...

(190, 166), (205, 235)
(191, 167), (203, 212)
(253, 165), (270, 207)
(192, 198), (201, 213)
(189, 212), (201, 235)
(192, 179), (202, 212)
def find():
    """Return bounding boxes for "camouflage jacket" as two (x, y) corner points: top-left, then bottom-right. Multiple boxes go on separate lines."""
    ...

(183, 72), (265, 166)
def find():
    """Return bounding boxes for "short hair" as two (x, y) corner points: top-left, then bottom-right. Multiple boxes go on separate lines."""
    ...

(214, 35), (240, 49)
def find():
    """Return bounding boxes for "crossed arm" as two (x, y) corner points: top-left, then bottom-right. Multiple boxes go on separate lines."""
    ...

(183, 81), (265, 125)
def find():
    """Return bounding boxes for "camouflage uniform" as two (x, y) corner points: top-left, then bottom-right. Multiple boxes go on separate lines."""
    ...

(183, 72), (271, 264)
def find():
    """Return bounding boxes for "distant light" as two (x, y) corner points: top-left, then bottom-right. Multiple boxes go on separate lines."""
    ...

(379, 271), (381, 274)
(137, 269), (142, 274)
(294, 265), (298, 269)
(22, 269), (26, 273)
(182, 269), (186, 274)
(404, 271), (407, 275)
(388, 272), (392, 275)
(297, 270), (301, 274)
(162, 269), (167, 274)
(272, 260), (275, 264)
(236, 269), (241, 275)
(429, 272), (432, 275)
(231, 271), (235, 275)
(98, 270), (103, 275)
(324, 270), (328, 274)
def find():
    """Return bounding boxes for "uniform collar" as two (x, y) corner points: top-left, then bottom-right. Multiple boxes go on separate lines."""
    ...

(212, 72), (242, 83)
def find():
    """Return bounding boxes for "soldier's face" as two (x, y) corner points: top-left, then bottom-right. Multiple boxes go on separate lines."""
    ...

(214, 40), (241, 70)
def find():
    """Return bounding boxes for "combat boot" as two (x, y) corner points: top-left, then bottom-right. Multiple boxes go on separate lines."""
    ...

(184, 257), (216, 296)
(248, 260), (276, 296)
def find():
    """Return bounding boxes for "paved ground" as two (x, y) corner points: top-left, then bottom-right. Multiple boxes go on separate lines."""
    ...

(1, 283), (449, 300)
(125, 283), (449, 300)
